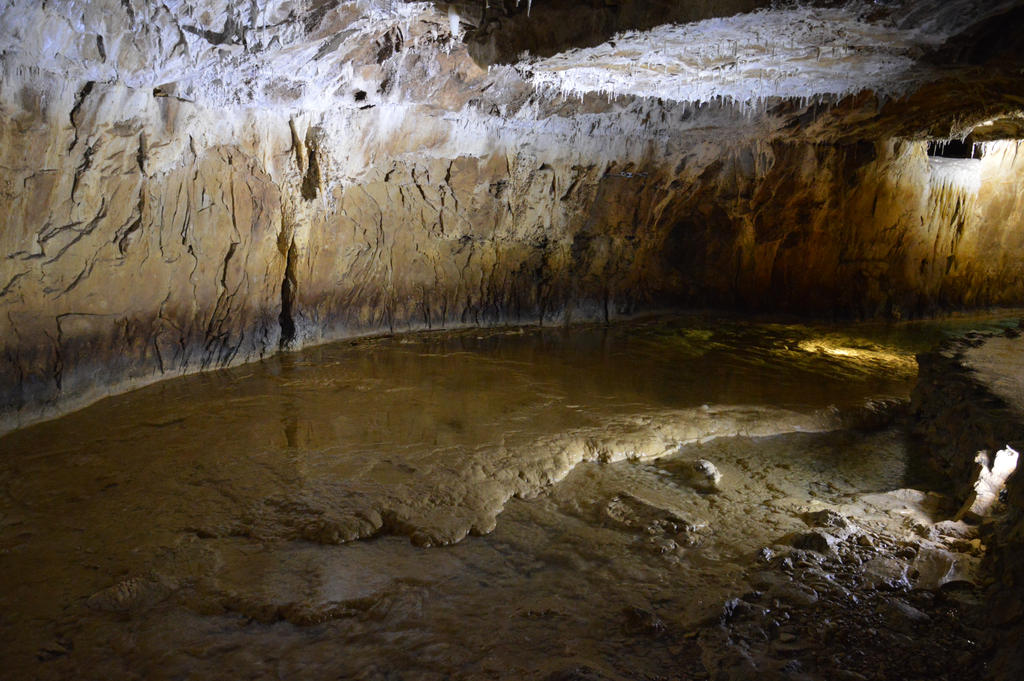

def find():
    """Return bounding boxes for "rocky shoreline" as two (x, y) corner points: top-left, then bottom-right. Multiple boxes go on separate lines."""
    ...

(688, 327), (1024, 681)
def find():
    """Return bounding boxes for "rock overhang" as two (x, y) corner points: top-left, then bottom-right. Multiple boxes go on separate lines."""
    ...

(2, 1), (1021, 135)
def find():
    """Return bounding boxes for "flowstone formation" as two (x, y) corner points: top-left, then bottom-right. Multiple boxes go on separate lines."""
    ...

(2, 0), (1024, 431)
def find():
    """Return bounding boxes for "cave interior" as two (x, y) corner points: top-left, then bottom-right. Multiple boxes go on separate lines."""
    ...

(2, 1), (1024, 679)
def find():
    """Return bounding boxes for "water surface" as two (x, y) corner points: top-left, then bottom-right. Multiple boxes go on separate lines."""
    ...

(0, 313), (1018, 680)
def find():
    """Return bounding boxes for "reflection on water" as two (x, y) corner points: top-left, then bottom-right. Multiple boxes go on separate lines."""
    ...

(0, 314), (1017, 680)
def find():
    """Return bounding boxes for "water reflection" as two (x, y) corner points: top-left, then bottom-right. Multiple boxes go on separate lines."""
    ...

(0, 313), (1019, 680)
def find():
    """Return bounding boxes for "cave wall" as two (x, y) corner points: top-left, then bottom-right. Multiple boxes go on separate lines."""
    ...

(657, 138), (1024, 317)
(293, 136), (1024, 347)
(911, 333), (1024, 680)
(5, 85), (1024, 433)
(0, 76), (289, 430)
(3, 0), (1024, 432)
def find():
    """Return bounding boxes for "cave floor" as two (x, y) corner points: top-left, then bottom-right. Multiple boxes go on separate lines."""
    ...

(0, 313), (1019, 680)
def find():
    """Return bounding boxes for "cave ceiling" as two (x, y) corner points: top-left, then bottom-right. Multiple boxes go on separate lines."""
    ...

(1, 0), (1022, 144)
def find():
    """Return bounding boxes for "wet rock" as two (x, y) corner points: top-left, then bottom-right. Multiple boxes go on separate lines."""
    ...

(785, 530), (837, 555)
(861, 557), (910, 590)
(932, 519), (976, 540)
(701, 636), (760, 681)
(772, 630), (814, 655)
(601, 492), (709, 549)
(85, 576), (173, 614)
(544, 666), (613, 681)
(777, 628), (799, 643)
(621, 606), (667, 637)
(911, 547), (962, 589)
(837, 398), (908, 431)
(678, 459), (723, 493)
(769, 582), (819, 608)
(801, 509), (849, 530)
(911, 521), (936, 539)
(894, 545), (918, 560)
(947, 538), (984, 556)
(602, 492), (687, 534)
(721, 597), (765, 624)
(35, 637), (73, 661)
(700, 509), (993, 681)
(880, 599), (930, 633)
(749, 569), (792, 592)
(643, 536), (680, 555)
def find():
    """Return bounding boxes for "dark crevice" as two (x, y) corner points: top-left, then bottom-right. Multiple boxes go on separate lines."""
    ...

(68, 80), (95, 152)
(301, 150), (321, 200)
(302, 0), (341, 34)
(463, 0), (772, 65)
(70, 143), (96, 201)
(301, 127), (323, 200)
(182, 15), (245, 48)
(115, 216), (142, 256)
(375, 27), (403, 64)
(279, 239), (298, 349)
(0, 271), (28, 299)
(927, 138), (982, 159)
(120, 0), (136, 25)
(69, 81), (94, 128)
(220, 241), (239, 289)
(136, 132), (147, 174)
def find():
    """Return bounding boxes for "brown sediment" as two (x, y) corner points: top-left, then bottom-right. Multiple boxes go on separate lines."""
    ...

(1, 315), (1021, 680)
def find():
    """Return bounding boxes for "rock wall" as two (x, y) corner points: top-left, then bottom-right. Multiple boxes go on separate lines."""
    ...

(2, 0), (1024, 432)
(0, 77), (288, 431)
(296, 136), (1024, 346)
(656, 138), (1024, 318)
(910, 332), (1024, 680)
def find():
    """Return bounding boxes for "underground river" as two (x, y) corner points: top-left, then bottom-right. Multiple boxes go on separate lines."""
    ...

(1, 313), (1019, 680)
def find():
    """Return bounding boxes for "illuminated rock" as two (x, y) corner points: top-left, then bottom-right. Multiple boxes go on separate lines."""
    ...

(956, 446), (1020, 521)
(677, 458), (722, 492)
(1, 0), (1024, 431)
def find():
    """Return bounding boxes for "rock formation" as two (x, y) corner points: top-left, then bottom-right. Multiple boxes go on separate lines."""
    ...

(1, 0), (1024, 431)
(911, 330), (1024, 680)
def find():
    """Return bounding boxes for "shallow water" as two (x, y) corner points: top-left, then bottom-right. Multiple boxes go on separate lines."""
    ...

(0, 313), (1018, 680)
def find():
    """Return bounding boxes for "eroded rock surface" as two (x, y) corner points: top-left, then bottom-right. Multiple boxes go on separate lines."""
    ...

(2, 0), (1024, 430)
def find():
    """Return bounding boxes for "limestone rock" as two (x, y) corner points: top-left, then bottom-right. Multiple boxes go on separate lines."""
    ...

(785, 530), (838, 556)
(678, 459), (723, 493)
(862, 556), (911, 590)
(2, 1), (1024, 433)
(602, 492), (700, 539)
(911, 547), (965, 590)
(801, 509), (850, 531)
(955, 446), (1019, 521)
(880, 599), (931, 633)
